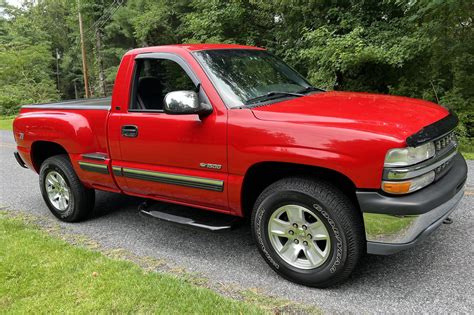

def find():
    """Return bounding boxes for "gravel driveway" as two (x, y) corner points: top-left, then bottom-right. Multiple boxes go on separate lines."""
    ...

(1, 130), (473, 313)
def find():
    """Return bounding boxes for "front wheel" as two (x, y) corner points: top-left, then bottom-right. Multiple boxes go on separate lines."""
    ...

(251, 177), (364, 288)
(39, 155), (95, 222)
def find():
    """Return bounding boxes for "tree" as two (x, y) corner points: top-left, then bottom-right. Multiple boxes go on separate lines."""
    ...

(0, 0), (471, 149)
(0, 2), (59, 114)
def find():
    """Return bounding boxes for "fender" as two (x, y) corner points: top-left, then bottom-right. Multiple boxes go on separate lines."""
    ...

(227, 109), (396, 189)
(14, 110), (109, 155)
(226, 148), (360, 216)
(13, 109), (119, 192)
(237, 146), (359, 182)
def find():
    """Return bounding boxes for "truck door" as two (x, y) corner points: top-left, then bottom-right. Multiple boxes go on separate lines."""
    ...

(110, 53), (228, 211)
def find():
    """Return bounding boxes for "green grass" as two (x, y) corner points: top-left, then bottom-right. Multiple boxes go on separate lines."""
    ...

(460, 141), (474, 160)
(462, 152), (474, 160)
(0, 214), (265, 314)
(0, 116), (14, 130)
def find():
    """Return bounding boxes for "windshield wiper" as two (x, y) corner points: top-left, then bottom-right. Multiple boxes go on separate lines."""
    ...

(296, 86), (325, 94)
(245, 91), (304, 105)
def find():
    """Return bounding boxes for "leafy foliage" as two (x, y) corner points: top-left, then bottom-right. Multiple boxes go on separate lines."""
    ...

(0, 0), (472, 147)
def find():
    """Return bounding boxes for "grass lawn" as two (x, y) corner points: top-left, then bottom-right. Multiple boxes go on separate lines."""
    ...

(0, 116), (14, 131)
(0, 214), (265, 314)
(461, 151), (474, 160)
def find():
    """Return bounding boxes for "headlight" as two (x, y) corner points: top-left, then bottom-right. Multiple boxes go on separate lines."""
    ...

(384, 142), (435, 167)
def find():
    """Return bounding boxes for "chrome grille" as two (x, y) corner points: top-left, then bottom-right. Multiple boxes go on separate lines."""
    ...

(434, 131), (456, 152)
(432, 130), (457, 180)
(434, 158), (453, 175)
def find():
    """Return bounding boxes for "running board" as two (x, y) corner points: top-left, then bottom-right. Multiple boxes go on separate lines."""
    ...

(139, 201), (241, 231)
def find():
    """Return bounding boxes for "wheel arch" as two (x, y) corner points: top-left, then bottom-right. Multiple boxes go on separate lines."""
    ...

(31, 141), (69, 172)
(241, 161), (359, 218)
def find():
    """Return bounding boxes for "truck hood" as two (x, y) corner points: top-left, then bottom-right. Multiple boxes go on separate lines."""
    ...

(250, 91), (449, 141)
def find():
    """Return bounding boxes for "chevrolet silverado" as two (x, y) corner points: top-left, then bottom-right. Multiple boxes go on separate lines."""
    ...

(13, 44), (467, 287)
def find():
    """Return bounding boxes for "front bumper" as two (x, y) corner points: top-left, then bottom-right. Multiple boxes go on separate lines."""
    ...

(357, 153), (467, 255)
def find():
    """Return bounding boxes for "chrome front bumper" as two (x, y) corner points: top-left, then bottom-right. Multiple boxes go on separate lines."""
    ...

(363, 188), (464, 254)
(357, 153), (467, 255)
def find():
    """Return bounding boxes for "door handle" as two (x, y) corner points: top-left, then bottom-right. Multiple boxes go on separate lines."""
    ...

(121, 125), (138, 138)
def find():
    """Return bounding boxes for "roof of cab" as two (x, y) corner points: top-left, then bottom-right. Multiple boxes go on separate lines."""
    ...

(125, 43), (264, 56)
(177, 43), (264, 51)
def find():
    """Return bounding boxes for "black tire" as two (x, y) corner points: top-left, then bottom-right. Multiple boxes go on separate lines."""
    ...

(39, 154), (95, 222)
(251, 177), (365, 288)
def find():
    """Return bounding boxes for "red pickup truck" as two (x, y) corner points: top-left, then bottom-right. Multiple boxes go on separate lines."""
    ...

(13, 44), (467, 287)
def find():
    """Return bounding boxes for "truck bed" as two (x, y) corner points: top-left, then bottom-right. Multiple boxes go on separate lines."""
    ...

(22, 97), (111, 110)
(16, 97), (112, 169)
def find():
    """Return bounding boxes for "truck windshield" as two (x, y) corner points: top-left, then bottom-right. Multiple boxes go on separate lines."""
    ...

(193, 49), (314, 107)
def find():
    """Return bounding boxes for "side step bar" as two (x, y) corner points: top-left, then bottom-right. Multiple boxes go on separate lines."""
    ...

(139, 201), (242, 231)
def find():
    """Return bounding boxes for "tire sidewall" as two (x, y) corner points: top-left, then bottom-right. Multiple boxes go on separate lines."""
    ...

(253, 190), (348, 285)
(39, 159), (76, 220)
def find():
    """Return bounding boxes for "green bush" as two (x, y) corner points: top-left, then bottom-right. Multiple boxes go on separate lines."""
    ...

(0, 0), (471, 147)
(0, 43), (58, 115)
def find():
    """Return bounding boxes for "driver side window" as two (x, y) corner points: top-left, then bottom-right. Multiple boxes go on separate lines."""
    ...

(131, 59), (196, 111)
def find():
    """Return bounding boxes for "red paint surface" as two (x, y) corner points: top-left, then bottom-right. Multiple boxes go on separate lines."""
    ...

(13, 44), (449, 216)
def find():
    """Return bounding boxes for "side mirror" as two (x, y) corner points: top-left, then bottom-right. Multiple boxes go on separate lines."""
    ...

(163, 91), (212, 116)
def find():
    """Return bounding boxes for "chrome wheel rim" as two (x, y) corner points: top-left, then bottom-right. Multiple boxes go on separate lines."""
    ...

(268, 205), (331, 269)
(45, 171), (70, 212)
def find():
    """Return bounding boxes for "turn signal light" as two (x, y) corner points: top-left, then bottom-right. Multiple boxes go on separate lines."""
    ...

(382, 171), (435, 195)
(382, 181), (411, 194)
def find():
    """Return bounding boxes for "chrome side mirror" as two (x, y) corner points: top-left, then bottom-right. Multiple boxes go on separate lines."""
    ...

(163, 91), (212, 116)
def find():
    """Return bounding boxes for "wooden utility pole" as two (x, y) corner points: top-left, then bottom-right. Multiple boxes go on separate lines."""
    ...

(78, 0), (90, 98)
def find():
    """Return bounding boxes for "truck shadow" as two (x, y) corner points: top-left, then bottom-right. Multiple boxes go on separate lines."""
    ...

(91, 191), (144, 218)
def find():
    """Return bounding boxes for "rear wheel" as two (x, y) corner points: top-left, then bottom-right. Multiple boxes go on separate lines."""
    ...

(39, 155), (95, 222)
(251, 177), (364, 288)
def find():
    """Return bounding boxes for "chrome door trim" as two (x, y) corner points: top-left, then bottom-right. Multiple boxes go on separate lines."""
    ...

(114, 166), (224, 192)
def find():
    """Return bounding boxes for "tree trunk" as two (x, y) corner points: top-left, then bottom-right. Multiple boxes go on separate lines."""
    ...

(95, 28), (107, 96)
(334, 70), (344, 91)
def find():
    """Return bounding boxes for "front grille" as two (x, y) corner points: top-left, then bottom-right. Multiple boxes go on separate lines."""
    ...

(434, 131), (456, 152)
(434, 157), (453, 178)
(432, 130), (457, 180)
